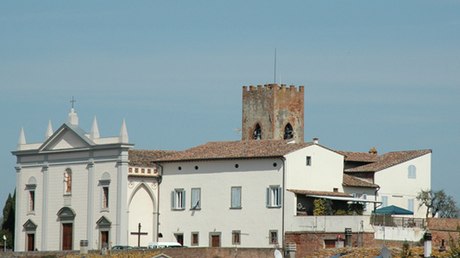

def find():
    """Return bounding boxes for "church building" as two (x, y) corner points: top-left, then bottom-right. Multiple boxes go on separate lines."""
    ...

(12, 108), (165, 251)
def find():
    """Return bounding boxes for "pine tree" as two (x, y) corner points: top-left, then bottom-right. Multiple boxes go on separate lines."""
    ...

(1, 191), (15, 249)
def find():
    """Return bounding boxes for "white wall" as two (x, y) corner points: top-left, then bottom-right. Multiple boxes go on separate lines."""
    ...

(15, 148), (126, 251)
(286, 215), (374, 233)
(375, 153), (431, 218)
(284, 144), (344, 192)
(127, 177), (158, 247)
(159, 158), (284, 248)
(374, 226), (425, 242)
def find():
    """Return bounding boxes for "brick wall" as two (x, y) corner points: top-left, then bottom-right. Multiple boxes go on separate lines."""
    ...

(285, 231), (409, 257)
(427, 218), (460, 247)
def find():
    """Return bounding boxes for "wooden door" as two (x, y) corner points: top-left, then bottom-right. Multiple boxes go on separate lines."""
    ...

(62, 223), (73, 250)
(211, 234), (220, 247)
(27, 233), (35, 251)
(100, 231), (109, 249)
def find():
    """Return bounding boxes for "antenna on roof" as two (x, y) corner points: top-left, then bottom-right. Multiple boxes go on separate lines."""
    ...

(274, 48), (277, 84)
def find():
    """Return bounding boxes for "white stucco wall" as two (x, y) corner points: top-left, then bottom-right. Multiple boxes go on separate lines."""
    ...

(159, 158), (284, 248)
(375, 153), (431, 218)
(14, 130), (131, 251)
(284, 144), (344, 192)
(127, 177), (158, 247)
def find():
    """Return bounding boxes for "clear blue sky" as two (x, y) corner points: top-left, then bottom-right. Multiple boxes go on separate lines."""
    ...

(1, 1), (459, 207)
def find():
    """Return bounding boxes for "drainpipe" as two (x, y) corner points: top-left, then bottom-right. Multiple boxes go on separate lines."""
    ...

(153, 162), (163, 243)
(281, 157), (286, 251)
(374, 185), (380, 212)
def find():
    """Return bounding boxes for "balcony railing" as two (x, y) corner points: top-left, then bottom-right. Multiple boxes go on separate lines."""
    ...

(370, 214), (425, 228)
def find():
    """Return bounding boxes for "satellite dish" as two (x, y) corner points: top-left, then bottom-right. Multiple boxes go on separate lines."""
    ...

(274, 249), (283, 258)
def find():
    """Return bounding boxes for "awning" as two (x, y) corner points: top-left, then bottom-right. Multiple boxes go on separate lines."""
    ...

(374, 205), (413, 215)
(306, 194), (381, 203)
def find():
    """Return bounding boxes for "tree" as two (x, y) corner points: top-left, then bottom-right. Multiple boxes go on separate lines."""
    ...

(416, 189), (458, 218)
(0, 191), (15, 249)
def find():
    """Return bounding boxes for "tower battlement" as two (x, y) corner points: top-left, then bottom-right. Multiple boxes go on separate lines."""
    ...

(242, 83), (304, 142)
(242, 84), (304, 93)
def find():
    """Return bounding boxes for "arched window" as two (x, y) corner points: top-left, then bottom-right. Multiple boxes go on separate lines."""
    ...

(284, 123), (294, 140)
(64, 168), (72, 194)
(408, 165), (416, 179)
(253, 124), (262, 140)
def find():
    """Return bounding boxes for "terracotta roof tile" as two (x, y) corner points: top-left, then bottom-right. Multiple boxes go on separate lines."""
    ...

(129, 149), (177, 167)
(342, 174), (378, 188)
(337, 151), (378, 162)
(288, 189), (351, 197)
(345, 149), (431, 173)
(154, 140), (313, 162)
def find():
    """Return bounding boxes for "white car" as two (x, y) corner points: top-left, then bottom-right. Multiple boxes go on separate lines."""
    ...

(148, 242), (183, 249)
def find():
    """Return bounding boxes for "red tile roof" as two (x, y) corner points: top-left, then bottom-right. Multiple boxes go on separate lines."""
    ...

(337, 151), (378, 162)
(345, 149), (431, 173)
(342, 174), (378, 188)
(288, 189), (352, 197)
(129, 149), (177, 167)
(154, 140), (313, 162)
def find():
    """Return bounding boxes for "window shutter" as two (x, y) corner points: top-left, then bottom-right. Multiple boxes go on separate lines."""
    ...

(171, 191), (175, 209)
(266, 188), (270, 207)
(181, 190), (186, 209)
(277, 187), (282, 207)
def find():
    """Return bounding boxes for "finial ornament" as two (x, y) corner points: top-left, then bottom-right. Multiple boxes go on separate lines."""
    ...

(119, 119), (129, 143)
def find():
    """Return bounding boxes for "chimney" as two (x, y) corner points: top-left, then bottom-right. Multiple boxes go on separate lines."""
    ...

(313, 138), (319, 144)
(369, 147), (378, 154)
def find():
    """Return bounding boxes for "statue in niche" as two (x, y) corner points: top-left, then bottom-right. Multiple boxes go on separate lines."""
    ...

(64, 169), (72, 193)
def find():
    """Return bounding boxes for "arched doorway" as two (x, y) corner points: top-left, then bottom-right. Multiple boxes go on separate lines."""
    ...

(128, 183), (156, 247)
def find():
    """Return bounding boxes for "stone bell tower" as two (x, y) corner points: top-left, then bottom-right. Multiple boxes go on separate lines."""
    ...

(242, 83), (304, 142)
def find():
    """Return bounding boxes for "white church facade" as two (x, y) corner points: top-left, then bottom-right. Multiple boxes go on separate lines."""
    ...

(12, 108), (163, 251)
(13, 84), (431, 251)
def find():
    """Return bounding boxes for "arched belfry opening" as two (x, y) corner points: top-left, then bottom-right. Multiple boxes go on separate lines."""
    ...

(284, 123), (294, 140)
(242, 84), (304, 142)
(253, 124), (262, 140)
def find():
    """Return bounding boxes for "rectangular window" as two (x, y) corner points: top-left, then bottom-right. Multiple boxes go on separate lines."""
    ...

(191, 232), (199, 246)
(191, 188), (201, 210)
(231, 187), (242, 209)
(381, 196), (388, 207)
(269, 230), (278, 245)
(408, 199), (414, 212)
(29, 190), (35, 212)
(266, 186), (282, 208)
(306, 156), (312, 166)
(232, 230), (241, 245)
(171, 189), (186, 210)
(174, 233), (184, 246)
(102, 187), (109, 209)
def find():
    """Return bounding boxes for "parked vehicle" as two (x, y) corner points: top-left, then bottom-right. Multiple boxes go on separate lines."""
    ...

(148, 242), (183, 249)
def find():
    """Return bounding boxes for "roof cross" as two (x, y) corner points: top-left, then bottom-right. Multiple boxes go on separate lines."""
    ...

(70, 96), (76, 109)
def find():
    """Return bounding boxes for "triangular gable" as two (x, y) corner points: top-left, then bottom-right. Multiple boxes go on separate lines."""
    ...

(23, 219), (37, 231)
(39, 123), (94, 152)
(96, 216), (112, 228)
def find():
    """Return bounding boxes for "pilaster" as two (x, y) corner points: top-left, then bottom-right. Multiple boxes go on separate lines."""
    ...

(116, 151), (129, 245)
(86, 159), (95, 249)
(14, 165), (22, 251)
(41, 162), (49, 251)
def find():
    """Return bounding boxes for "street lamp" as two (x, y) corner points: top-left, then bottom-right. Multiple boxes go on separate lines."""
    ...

(2, 235), (6, 252)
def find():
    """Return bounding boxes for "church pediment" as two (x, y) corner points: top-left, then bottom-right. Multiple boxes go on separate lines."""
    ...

(39, 123), (94, 152)
(57, 207), (76, 221)
(96, 216), (112, 228)
(23, 219), (37, 231)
